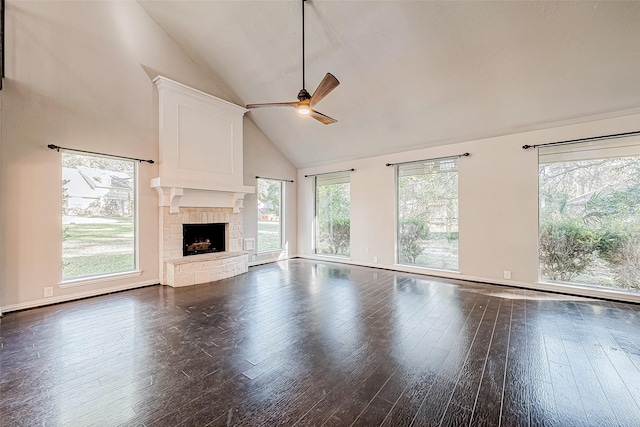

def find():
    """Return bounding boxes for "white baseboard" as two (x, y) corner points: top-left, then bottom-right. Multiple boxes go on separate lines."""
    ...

(249, 258), (282, 267)
(1, 279), (160, 313)
(248, 251), (291, 267)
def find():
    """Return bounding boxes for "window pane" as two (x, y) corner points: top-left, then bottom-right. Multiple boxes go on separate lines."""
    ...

(397, 158), (459, 271)
(62, 152), (136, 280)
(539, 147), (640, 292)
(257, 179), (283, 252)
(315, 173), (350, 256)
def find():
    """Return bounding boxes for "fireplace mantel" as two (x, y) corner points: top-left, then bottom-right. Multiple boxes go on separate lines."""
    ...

(151, 178), (253, 214)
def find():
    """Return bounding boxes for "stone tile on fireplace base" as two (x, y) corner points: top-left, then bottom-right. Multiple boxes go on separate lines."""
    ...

(165, 251), (248, 287)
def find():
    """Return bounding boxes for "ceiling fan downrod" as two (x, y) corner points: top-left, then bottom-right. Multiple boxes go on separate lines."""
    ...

(299, 0), (308, 101)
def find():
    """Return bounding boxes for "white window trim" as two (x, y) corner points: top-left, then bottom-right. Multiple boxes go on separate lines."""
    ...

(61, 152), (139, 282)
(537, 139), (640, 290)
(59, 270), (143, 288)
(395, 160), (460, 272)
(313, 174), (352, 257)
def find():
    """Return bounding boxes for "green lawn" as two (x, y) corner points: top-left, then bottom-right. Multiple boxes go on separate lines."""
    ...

(257, 221), (282, 252)
(63, 220), (135, 279)
(403, 237), (459, 271)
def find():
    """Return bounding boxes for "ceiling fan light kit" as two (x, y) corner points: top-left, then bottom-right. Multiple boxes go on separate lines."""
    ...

(297, 100), (311, 115)
(246, 0), (339, 124)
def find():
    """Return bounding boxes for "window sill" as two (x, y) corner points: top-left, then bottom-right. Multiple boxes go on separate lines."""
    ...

(59, 270), (143, 288)
(395, 263), (459, 274)
(535, 280), (640, 303)
(256, 249), (284, 255)
(313, 253), (351, 260)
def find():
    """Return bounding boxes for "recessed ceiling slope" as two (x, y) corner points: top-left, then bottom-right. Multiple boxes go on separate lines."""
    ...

(139, 1), (640, 168)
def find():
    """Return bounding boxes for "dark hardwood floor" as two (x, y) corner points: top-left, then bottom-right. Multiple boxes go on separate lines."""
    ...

(1, 259), (640, 426)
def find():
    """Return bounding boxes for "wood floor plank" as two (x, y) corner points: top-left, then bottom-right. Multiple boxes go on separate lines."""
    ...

(469, 297), (513, 427)
(557, 302), (619, 426)
(500, 296), (531, 427)
(443, 297), (501, 414)
(540, 300), (589, 427)
(409, 295), (493, 426)
(524, 296), (561, 427)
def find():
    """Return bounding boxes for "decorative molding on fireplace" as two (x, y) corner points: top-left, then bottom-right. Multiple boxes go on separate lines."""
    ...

(152, 184), (183, 214)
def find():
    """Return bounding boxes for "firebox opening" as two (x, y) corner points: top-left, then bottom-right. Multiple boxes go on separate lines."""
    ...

(183, 223), (225, 256)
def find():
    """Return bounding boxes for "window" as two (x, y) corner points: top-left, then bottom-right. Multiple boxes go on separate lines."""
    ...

(538, 138), (640, 292)
(315, 171), (351, 256)
(257, 178), (283, 252)
(396, 158), (459, 271)
(62, 152), (137, 281)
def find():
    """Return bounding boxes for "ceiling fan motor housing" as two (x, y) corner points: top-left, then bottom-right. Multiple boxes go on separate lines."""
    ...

(297, 88), (311, 101)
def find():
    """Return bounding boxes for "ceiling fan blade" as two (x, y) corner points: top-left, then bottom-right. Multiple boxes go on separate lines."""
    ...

(310, 109), (338, 125)
(246, 101), (297, 109)
(310, 73), (340, 107)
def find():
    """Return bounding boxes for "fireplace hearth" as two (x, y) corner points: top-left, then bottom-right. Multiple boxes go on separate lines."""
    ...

(183, 223), (225, 256)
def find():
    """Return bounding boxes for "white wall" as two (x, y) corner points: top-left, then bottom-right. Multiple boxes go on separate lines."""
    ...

(297, 113), (640, 297)
(242, 120), (297, 265)
(0, 1), (292, 311)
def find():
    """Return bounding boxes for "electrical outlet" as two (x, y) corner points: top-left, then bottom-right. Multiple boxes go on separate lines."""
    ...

(503, 270), (511, 279)
(365, 247), (370, 253)
(44, 287), (54, 298)
(373, 256), (378, 263)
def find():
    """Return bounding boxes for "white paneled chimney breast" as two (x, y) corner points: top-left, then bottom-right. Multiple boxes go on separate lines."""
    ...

(151, 76), (254, 213)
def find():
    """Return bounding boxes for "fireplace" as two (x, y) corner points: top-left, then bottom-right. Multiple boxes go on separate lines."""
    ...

(158, 207), (248, 287)
(183, 223), (225, 256)
(152, 76), (253, 287)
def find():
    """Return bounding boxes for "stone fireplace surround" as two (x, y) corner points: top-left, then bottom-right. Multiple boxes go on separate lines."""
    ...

(160, 206), (247, 287)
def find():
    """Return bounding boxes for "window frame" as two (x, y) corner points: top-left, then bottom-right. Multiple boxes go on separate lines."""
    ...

(314, 172), (351, 258)
(60, 151), (139, 285)
(256, 178), (284, 254)
(537, 138), (640, 292)
(394, 158), (460, 272)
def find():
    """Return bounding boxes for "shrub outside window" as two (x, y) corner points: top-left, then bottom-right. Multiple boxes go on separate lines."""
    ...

(538, 138), (640, 292)
(315, 172), (351, 257)
(396, 158), (459, 271)
(257, 178), (283, 252)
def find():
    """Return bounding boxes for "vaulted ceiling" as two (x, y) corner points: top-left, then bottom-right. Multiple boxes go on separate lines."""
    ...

(139, 1), (640, 168)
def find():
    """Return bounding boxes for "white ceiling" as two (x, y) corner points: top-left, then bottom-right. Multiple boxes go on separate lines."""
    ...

(139, 0), (640, 168)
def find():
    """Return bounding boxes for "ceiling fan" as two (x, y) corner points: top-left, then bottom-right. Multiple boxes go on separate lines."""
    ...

(246, 0), (340, 125)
